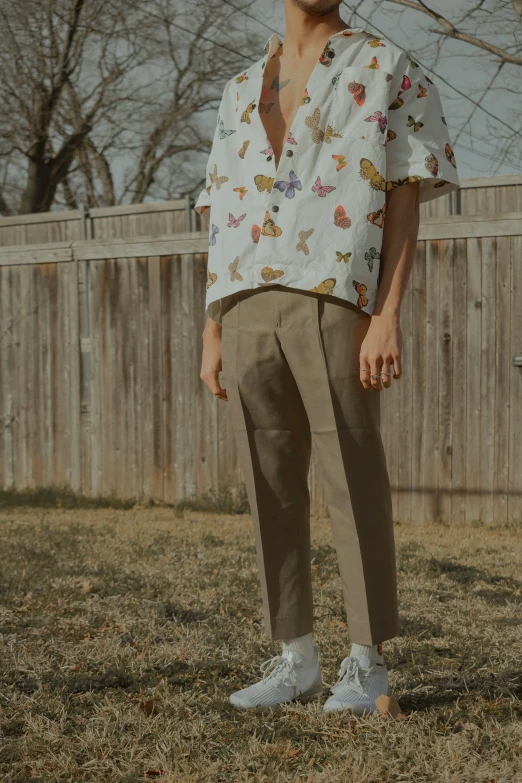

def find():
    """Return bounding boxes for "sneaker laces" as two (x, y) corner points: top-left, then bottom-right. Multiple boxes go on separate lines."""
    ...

(259, 655), (298, 688)
(331, 655), (371, 695)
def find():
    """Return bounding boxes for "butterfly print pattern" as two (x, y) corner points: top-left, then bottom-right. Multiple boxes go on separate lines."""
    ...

(218, 118), (236, 139)
(274, 170), (302, 199)
(365, 111), (387, 134)
(349, 82), (366, 107)
(240, 101), (256, 124)
(238, 140), (250, 158)
(194, 26), (460, 318)
(319, 40), (336, 66)
(365, 56), (380, 69)
(367, 205), (386, 228)
(407, 114), (424, 132)
(334, 205), (352, 229)
(424, 153), (439, 176)
(445, 143), (457, 168)
(254, 174), (274, 193)
(228, 213), (246, 228)
(260, 266), (284, 283)
(305, 108), (343, 144)
(353, 280), (368, 307)
(233, 186), (248, 199)
(209, 224), (219, 246)
(312, 176), (336, 197)
(208, 164), (228, 191)
(365, 247), (380, 272)
(296, 228), (314, 255)
(310, 278), (336, 294)
(229, 256), (243, 281)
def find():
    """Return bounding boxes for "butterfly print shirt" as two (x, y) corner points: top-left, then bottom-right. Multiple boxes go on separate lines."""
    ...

(195, 26), (460, 321)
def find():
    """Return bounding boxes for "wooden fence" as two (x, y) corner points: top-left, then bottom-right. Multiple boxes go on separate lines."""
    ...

(0, 199), (198, 247)
(2, 175), (522, 246)
(1, 209), (521, 523)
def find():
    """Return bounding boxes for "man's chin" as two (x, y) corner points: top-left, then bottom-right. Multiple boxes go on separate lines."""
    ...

(291, 0), (343, 17)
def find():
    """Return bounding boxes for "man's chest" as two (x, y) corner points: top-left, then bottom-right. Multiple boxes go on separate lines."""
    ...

(259, 56), (318, 164)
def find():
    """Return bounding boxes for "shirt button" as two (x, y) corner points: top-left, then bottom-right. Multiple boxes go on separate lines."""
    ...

(272, 205), (279, 212)
(267, 155), (273, 162)
(286, 149), (293, 157)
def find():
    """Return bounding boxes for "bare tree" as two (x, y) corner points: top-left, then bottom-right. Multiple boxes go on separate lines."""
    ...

(0, 0), (257, 214)
(381, 0), (522, 65)
(344, 0), (522, 174)
(0, 0), (143, 213)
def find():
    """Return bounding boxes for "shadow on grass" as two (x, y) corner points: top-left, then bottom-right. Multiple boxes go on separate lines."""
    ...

(0, 485), (136, 510)
(4, 659), (239, 696)
(0, 481), (251, 516)
(399, 666), (522, 715)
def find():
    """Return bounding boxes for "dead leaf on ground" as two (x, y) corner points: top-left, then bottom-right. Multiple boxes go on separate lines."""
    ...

(140, 699), (157, 717)
(375, 694), (407, 720)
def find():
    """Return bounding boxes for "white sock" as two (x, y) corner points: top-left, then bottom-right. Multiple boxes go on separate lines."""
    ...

(281, 632), (315, 662)
(350, 642), (385, 665)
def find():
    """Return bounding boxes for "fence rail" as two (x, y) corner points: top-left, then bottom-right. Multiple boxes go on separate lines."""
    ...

(2, 175), (522, 247)
(0, 198), (198, 246)
(1, 213), (521, 523)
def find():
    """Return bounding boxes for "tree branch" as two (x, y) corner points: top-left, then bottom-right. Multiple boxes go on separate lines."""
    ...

(384, 0), (522, 65)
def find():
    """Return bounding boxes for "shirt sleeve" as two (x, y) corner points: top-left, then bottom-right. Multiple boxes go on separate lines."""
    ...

(194, 85), (229, 216)
(385, 53), (460, 204)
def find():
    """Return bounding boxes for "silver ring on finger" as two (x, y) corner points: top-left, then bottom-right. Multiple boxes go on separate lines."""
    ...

(380, 371), (392, 376)
(371, 374), (381, 380)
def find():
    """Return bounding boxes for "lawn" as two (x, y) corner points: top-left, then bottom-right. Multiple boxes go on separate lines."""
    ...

(0, 506), (520, 782)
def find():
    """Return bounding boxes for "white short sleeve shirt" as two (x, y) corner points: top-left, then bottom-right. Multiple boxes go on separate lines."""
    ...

(195, 26), (460, 322)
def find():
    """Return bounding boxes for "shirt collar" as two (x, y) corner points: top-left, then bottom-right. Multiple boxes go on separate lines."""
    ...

(262, 26), (381, 58)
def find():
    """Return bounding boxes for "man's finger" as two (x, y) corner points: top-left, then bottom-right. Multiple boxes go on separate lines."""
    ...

(392, 357), (402, 379)
(370, 358), (383, 391)
(360, 363), (372, 390)
(380, 361), (393, 389)
(202, 371), (228, 401)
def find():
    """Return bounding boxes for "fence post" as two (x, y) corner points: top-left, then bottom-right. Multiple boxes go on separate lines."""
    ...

(184, 193), (193, 232)
(78, 205), (92, 490)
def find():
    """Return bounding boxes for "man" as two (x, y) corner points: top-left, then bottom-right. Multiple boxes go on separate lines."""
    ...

(196, 0), (460, 713)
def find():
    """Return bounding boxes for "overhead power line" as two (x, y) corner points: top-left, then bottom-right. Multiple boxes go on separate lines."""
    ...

(114, 0), (255, 62)
(114, 0), (521, 172)
(220, 0), (283, 36)
(341, 2), (522, 139)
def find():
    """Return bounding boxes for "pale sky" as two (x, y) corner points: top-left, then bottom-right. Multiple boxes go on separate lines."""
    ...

(223, 0), (522, 181)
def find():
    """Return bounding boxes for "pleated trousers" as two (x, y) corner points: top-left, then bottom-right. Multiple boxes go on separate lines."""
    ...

(220, 284), (400, 645)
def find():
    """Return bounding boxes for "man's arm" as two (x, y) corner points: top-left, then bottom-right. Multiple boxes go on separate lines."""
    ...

(201, 316), (228, 401)
(359, 180), (420, 391)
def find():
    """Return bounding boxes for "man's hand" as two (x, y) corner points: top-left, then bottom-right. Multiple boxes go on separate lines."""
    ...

(361, 180), (419, 391)
(200, 316), (227, 401)
(359, 312), (403, 391)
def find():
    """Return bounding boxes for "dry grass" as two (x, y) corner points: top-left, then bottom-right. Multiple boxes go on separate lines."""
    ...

(0, 506), (521, 782)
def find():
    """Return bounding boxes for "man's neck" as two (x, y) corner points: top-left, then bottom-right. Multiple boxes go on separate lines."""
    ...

(282, 1), (350, 56)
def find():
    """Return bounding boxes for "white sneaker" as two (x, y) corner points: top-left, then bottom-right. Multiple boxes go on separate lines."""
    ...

(229, 648), (322, 709)
(323, 654), (389, 714)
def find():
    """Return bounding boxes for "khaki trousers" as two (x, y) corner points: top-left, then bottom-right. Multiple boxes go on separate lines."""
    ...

(221, 285), (399, 646)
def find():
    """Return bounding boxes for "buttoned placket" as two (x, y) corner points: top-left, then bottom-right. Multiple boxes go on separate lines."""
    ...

(253, 38), (321, 245)
(252, 29), (372, 251)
